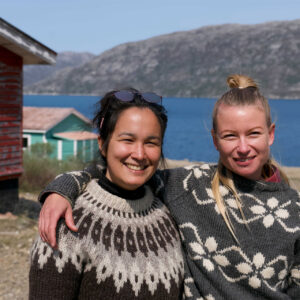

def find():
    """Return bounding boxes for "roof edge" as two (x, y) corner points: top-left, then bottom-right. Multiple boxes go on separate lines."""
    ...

(0, 17), (57, 65)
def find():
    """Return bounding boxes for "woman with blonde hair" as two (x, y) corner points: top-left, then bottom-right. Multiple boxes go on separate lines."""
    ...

(37, 75), (300, 299)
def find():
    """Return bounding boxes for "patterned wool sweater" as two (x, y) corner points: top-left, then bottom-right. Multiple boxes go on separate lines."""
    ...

(31, 179), (184, 299)
(39, 163), (300, 300)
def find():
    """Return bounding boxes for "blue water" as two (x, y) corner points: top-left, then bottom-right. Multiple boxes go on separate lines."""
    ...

(24, 95), (300, 166)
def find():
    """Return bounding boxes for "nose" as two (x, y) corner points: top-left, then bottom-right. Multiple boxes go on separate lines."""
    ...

(237, 137), (250, 154)
(131, 143), (146, 160)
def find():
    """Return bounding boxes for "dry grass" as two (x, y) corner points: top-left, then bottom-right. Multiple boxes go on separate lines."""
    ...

(0, 196), (40, 300)
(283, 167), (300, 191)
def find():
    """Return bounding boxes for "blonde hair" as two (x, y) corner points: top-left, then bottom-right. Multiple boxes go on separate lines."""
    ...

(211, 74), (289, 241)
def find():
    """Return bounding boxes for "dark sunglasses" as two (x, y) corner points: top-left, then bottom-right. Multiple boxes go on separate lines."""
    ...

(114, 90), (162, 105)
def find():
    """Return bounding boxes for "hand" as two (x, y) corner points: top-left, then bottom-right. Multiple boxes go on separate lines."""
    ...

(38, 193), (78, 249)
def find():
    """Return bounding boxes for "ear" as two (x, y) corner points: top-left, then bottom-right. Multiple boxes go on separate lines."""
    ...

(268, 123), (275, 146)
(211, 129), (218, 150)
(97, 136), (106, 157)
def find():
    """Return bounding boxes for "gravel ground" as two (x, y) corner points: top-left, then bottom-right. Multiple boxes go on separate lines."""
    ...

(0, 196), (40, 300)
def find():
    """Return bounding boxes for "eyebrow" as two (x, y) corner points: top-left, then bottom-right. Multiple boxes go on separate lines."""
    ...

(118, 132), (161, 140)
(219, 126), (264, 133)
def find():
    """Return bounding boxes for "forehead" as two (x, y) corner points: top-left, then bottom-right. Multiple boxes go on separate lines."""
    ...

(216, 104), (268, 129)
(218, 102), (265, 112)
(114, 107), (161, 134)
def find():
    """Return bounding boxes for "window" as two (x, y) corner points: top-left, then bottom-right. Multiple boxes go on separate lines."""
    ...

(22, 134), (31, 150)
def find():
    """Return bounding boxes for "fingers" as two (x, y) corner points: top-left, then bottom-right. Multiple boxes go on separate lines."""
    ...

(38, 193), (72, 249)
(65, 207), (78, 232)
(38, 208), (48, 243)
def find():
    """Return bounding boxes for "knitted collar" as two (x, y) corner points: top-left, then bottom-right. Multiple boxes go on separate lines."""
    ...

(97, 169), (146, 200)
(231, 170), (288, 193)
(265, 167), (281, 183)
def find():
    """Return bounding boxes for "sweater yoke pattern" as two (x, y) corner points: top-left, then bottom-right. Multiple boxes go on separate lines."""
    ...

(30, 180), (184, 299)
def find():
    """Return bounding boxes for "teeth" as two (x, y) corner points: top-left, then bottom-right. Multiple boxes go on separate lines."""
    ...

(126, 164), (145, 171)
(237, 158), (252, 162)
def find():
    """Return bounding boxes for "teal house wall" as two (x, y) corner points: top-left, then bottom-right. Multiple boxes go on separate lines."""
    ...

(23, 107), (98, 162)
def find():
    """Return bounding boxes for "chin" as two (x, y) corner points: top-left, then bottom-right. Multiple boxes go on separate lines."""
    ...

(232, 168), (261, 180)
(227, 162), (262, 181)
(124, 179), (147, 190)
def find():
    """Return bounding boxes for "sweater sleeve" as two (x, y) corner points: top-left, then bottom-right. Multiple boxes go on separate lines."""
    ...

(286, 192), (300, 299)
(38, 161), (105, 206)
(286, 239), (300, 299)
(29, 223), (84, 299)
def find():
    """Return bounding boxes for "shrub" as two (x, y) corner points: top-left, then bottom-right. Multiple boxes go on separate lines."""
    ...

(19, 150), (86, 194)
(30, 142), (55, 158)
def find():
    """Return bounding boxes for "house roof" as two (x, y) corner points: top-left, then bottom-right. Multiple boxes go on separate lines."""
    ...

(23, 107), (91, 131)
(54, 131), (98, 141)
(0, 17), (56, 65)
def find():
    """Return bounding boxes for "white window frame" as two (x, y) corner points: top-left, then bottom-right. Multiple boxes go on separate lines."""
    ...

(22, 134), (31, 150)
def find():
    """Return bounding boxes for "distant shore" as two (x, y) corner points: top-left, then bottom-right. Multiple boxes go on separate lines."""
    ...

(164, 158), (300, 191)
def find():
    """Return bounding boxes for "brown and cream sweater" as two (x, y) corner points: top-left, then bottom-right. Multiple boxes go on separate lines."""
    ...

(30, 179), (184, 299)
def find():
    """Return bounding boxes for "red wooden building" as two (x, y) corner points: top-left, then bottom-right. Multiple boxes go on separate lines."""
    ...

(0, 18), (57, 212)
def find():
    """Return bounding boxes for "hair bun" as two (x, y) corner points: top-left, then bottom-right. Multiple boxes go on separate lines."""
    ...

(227, 74), (258, 89)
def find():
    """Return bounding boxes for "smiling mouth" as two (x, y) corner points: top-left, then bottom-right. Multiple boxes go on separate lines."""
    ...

(125, 163), (147, 171)
(234, 156), (255, 162)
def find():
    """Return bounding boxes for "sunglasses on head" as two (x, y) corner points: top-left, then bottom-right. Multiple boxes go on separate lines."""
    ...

(99, 90), (162, 130)
(114, 90), (162, 105)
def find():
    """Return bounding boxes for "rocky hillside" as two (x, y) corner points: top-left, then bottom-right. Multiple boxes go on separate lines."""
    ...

(24, 20), (300, 99)
(24, 51), (95, 86)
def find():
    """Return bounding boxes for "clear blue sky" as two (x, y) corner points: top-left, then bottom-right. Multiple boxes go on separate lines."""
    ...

(2, 0), (300, 54)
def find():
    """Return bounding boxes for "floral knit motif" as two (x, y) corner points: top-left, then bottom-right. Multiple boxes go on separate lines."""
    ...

(39, 163), (300, 299)
(31, 180), (184, 299)
(164, 164), (300, 299)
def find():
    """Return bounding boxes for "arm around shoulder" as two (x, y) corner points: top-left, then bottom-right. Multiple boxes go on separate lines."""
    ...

(38, 162), (104, 206)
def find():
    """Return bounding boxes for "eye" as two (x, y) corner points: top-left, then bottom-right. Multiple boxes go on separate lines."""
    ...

(250, 131), (261, 136)
(222, 133), (236, 140)
(147, 141), (159, 146)
(146, 140), (161, 146)
(121, 138), (134, 143)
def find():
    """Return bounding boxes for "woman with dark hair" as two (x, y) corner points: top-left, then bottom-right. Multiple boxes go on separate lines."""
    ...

(37, 76), (300, 299)
(29, 89), (184, 299)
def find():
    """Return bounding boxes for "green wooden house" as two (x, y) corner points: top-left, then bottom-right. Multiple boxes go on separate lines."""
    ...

(23, 107), (99, 161)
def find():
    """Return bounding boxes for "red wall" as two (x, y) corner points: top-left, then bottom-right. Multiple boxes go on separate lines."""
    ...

(0, 46), (23, 180)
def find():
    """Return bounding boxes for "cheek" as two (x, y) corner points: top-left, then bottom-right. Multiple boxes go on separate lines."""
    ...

(147, 148), (161, 164)
(217, 141), (233, 156)
(253, 137), (270, 153)
(107, 143), (131, 160)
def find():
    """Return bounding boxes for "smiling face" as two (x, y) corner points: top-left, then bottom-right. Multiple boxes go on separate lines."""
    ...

(212, 104), (275, 180)
(99, 107), (162, 190)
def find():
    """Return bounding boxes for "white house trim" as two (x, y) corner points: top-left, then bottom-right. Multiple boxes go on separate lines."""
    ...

(42, 134), (47, 143)
(58, 140), (62, 160)
(74, 140), (77, 156)
(23, 129), (46, 134)
(82, 140), (86, 161)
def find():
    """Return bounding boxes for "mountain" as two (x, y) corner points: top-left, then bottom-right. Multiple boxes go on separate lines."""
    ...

(24, 20), (300, 99)
(24, 52), (95, 86)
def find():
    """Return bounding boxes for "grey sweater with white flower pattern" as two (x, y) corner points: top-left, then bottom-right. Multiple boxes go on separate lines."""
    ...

(39, 163), (300, 300)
